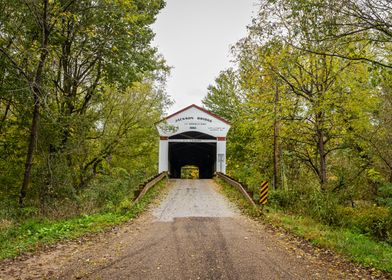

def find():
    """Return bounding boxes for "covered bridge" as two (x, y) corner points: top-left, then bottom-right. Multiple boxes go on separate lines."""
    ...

(156, 104), (231, 178)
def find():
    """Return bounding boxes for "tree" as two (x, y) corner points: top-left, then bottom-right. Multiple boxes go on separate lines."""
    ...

(0, 0), (54, 206)
(202, 68), (244, 122)
(262, 0), (392, 68)
(204, 0), (379, 193)
(320, 0), (392, 68)
(0, 0), (167, 207)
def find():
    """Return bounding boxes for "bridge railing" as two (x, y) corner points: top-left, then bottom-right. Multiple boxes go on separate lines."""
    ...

(215, 172), (258, 208)
(133, 172), (168, 204)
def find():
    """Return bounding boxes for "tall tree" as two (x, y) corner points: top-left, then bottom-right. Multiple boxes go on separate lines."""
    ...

(203, 68), (244, 122)
(0, 0), (167, 207)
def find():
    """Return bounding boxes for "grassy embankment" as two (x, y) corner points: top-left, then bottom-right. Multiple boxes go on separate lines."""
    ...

(0, 178), (168, 260)
(216, 178), (392, 274)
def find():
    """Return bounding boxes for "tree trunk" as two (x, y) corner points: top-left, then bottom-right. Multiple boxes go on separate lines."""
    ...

(0, 100), (10, 134)
(19, 93), (41, 206)
(317, 128), (327, 189)
(273, 84), (280, 189)
(19, 0), (50, 207)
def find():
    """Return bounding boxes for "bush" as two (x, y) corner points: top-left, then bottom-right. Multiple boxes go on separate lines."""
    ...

(269, 189), (300, 210)
(80, 175), (137, 213)
(269, 188), (340, 225)
(377, 183), (392, 209)
(338, 205), (392, 243)
(305, 191), (340, 226)
(117, 198), (133, 213)
(270, 187), (392, 243)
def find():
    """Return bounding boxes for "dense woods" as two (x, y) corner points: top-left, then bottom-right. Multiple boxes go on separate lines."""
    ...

(0, 0), (170, 220)
(204, 0), (392, 243)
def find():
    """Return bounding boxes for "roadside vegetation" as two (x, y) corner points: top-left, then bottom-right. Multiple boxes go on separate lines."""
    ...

(0, 0), (170, 259)
(208, 0), (392, 274)
(181, 165), (200, 179)
(0, 177), (167, 260)
(216, 178), (392, 273)
(266, 209), (392, 273)
(215, 178), (261, 218)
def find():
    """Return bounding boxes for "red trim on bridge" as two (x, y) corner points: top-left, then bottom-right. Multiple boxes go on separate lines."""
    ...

(160, 136), (169, 140)
(216, 137), (226, 141)
(157, 104), (231, 125)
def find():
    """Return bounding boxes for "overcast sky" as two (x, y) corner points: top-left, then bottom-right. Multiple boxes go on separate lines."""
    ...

(152, 0), (257, 114)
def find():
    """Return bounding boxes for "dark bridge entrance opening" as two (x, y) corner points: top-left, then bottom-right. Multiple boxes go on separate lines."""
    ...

(169, 131), (216, 179)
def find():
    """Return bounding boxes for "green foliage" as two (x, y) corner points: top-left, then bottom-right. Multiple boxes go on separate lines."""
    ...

(266, 211), (392, 273)
(218, 178), (392, 273)
(268, 189), (300, 210)
(181, 165), (199, 179)
(202, 68), (244, 122)
(338, 206), (392, 243)
(0, 0), (171, 229)
(377, 184), (392, 209)
(216, 178), (262, 218)
(0, 177), (167, 260)
(269, 187), (392, 244)
(307, 191), (341, 226)
(269, 188), (340, 225)
(80, 176), (135, 213)
(203, 0), (392, 251)
(117, 198), (133, 214)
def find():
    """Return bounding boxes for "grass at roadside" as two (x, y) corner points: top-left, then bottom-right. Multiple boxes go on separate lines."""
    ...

(215, 178), (392, 273)
(215, 178), (261, 218)
(266, 210), (392, 273)
(0, 178), (168, 260)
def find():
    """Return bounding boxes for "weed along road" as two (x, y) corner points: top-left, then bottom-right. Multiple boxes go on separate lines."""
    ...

(0, 180), (379, 280)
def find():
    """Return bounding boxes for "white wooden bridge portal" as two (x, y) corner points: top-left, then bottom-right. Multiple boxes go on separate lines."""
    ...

(156, 104), (231, 178)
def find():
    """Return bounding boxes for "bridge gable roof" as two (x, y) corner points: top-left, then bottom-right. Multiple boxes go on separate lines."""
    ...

(159, 104), (230, 125)
(156, 104), (231, 138)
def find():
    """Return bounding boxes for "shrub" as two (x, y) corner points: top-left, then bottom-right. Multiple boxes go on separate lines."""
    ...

(377, 183), (392, 209)
(338, 205), (392, 243)
(81, 175), (136, 212)
(269, 189), (300, 211)
(269, 187), (340, 225)
(305, 191), (340, 226)
(117, 198), (133, 213)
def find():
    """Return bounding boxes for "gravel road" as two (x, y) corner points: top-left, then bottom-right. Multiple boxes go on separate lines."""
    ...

(153, 179), (238, 222)
(0, 179), (384, 279)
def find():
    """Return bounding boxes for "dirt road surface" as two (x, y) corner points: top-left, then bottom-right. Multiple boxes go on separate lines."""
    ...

(0, 179), (385, 279)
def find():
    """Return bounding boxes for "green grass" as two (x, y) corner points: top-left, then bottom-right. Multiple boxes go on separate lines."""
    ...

(215, 178), (392, 273)
(0, 178), (167, 260)
(266, 211), (392, 273)
(215, 178), (262, 218)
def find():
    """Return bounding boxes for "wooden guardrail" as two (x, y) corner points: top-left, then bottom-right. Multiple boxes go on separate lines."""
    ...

(215, 172), (258, 208)
(133, 172), (168, 204)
